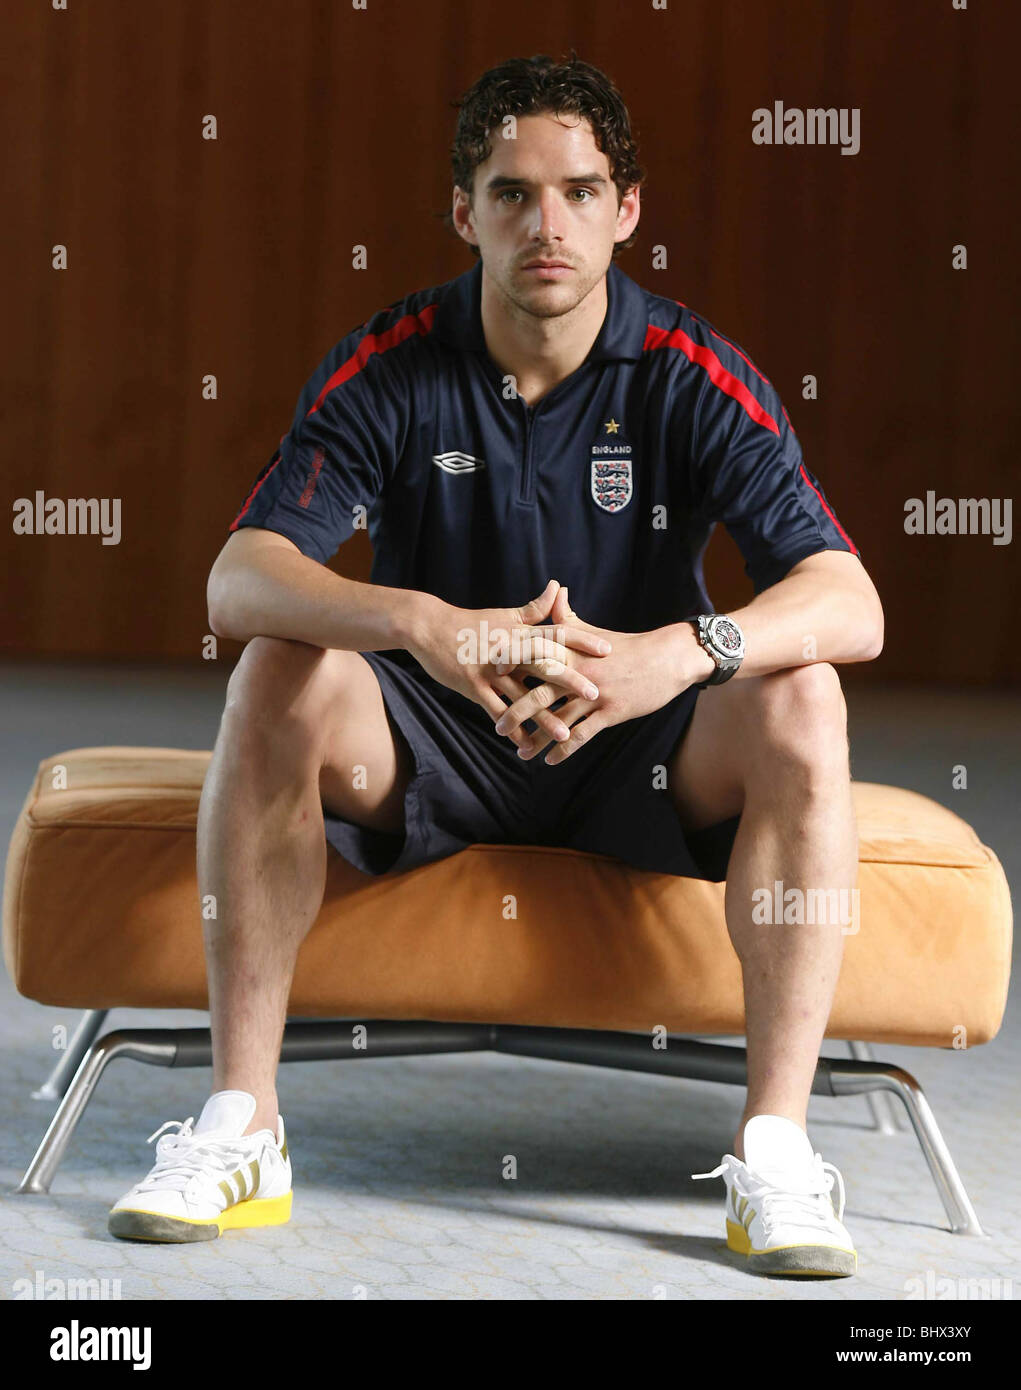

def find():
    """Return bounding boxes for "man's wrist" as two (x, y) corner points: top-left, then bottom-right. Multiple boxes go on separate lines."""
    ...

(393, 589), (445, 655)
(663, 620), (717, 693)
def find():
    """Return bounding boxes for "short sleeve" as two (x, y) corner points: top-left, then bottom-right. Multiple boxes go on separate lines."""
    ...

(229, 325), (405, 565)
(692, 378), (859, 594)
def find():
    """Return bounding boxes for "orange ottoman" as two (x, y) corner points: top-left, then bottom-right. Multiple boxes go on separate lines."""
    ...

(3, 746), (1013, 1232)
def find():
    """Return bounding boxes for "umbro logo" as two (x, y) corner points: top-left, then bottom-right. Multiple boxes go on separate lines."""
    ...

(433, 451), (485, 474)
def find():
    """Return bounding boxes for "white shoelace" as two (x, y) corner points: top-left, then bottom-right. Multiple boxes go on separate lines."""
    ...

(134, 1118), (259, 1194)
(693, 1153), (847, 1224)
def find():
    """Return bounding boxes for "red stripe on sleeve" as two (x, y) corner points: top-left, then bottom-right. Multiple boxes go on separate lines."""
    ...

(644, 323), (780, 436)
(307, 304), (438, 417)
(798, 463), (859, 555)
(230, 452), (281, 530)
(708, 328), (772, 388)
(229, 304), (437, 532)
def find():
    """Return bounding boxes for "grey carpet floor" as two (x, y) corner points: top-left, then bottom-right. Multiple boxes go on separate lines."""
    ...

(1, 661), (1018, 1301)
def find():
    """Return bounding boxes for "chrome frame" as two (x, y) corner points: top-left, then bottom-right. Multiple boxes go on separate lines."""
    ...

(847, 1039), (903, 1134)
(17, 1021), (983, 1235)
(31, 1009), (109, 1102)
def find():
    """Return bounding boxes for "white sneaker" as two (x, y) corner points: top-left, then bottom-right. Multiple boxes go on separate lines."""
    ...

(108, 1090), (292, 1242)
(693, 1114), (857, 1276)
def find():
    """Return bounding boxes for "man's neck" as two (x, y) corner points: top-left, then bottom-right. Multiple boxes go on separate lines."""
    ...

(479, 269), (608, 407)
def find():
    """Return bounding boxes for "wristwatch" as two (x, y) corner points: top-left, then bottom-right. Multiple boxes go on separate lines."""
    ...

(684, 613), (746, 689)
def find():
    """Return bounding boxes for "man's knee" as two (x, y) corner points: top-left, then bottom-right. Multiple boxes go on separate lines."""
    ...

(752, 663), (848, 776)
(223, 637), (354, 750)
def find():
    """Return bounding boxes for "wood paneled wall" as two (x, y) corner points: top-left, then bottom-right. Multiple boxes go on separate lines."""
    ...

(3, 0), (1017, 682)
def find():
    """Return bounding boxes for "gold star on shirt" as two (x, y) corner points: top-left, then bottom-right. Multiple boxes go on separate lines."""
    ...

(604, 418), (620, 434)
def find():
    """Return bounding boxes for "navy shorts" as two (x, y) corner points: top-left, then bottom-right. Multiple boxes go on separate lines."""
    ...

(322, 649), (741, 881)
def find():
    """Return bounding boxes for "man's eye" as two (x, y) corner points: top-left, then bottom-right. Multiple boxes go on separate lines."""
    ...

(498, 189), (594, 204)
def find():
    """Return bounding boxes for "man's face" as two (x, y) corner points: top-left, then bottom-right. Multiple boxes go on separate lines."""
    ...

(452, 111), (640, 321)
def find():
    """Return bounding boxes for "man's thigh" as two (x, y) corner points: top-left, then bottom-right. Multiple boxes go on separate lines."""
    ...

(316, 650), (414, 836)
(667, 675), (757, 832)
(668, 664), (848, 832)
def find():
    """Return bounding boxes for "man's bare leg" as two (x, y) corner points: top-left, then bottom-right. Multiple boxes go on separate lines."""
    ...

(668, 662), (856, 1160)
(197, 638), (412, 1135)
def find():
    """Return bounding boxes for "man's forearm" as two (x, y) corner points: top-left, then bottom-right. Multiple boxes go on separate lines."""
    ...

(207, 535), (439, 653)
(725, 563), (883, 679)
(657, 556), (883, 694)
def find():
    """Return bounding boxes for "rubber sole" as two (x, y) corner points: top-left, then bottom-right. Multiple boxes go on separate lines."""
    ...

(726, 1217), (857, 1277)
(109, 1191), (293, 1243)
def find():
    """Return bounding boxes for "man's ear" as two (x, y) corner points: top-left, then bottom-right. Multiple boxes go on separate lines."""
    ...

(614, 183), (641, 245)
(451, 186), (478, 248)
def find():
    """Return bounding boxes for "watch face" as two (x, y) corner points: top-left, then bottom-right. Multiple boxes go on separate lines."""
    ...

(709, 616), (744, 657)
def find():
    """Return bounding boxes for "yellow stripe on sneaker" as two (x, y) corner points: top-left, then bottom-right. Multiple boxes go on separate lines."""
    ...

(114, 1190), (292, 1233)
(216, 1191), (292, 1231)
(726, 1219), (856, 1263)
(727, 1218), (752, 1254)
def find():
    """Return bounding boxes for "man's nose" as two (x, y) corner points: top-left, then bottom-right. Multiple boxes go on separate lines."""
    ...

(529, 190), (564, 244)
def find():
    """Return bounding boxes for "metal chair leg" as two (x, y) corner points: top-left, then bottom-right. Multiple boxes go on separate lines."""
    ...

(15, 1020), (491, 1194)
(18, 1031), (178, 1193)
(32, 1009), (109, 1102)
(824, 1057), (984, 1235)
(14, 1022), (984, 1236)
(495, 1028), (982, 1235)
(846, 1040), (902, 1134)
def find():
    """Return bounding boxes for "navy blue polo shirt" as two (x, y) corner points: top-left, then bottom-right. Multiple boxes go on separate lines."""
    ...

(229, 259), (858, 634)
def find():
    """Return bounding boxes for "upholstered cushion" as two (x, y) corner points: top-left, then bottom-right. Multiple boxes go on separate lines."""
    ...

(2, 747), (1012, 1046)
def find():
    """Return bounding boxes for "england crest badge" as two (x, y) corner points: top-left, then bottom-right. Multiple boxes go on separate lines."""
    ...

(590, 423), (634, 512)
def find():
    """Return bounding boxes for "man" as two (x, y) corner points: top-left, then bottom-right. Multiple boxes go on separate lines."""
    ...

(109, 53), (882, 1279)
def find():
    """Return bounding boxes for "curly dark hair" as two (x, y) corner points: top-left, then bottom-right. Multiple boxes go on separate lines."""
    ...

(443, 52), (646, 260)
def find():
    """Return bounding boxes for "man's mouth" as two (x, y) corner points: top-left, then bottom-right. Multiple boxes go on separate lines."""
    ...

(521, 260), (573, 277)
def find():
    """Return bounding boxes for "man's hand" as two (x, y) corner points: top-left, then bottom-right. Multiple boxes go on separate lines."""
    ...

(406, 580), (613, 752)
(493, 586), (715, 762)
